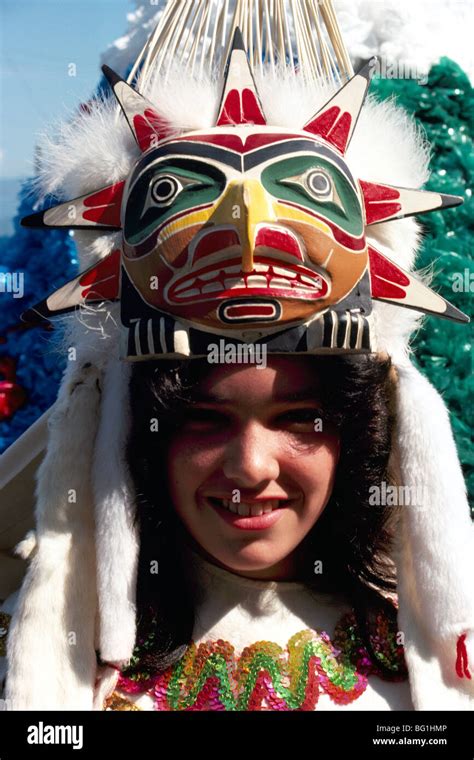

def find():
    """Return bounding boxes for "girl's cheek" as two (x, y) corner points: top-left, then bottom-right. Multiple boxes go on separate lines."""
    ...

(168, 437), (224, 473)
(290, 440), (340, 487)
(281, 434), (340, 464)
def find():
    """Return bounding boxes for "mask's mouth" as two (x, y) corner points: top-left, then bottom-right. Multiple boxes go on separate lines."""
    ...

(166, 254), (329, 304)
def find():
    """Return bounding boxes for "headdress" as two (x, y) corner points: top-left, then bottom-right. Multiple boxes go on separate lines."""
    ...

(19, 32), (467, 357)
(1, 0), (473, 709)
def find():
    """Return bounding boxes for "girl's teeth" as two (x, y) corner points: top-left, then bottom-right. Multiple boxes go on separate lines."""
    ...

(217, 499), (283, 516)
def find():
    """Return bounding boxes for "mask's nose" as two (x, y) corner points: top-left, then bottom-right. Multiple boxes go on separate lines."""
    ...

(209, 179), (278, 272)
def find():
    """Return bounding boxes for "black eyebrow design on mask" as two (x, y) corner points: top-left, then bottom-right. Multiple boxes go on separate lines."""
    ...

(243, 139), (357, 189)
(131, 138), (357, 190)
(134, 142), (242, 174)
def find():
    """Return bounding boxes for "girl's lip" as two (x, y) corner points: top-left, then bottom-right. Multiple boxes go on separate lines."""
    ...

(202, 495), (294, 531)
(204, 494), (293, 502)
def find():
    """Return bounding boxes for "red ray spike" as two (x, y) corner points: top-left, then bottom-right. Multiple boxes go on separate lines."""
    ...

(102, 65), (173, 152)
(360, 180), (463, 225)
(368, 245), (469, 323)
(20, 249), (121, 327)
(133, 108), (171, 152)
(21, 181), (125, 230)
(216, 28), (267, 127)
(305, 106), (351, 153)
(303, 59), (375, 154)
(82, 182), (125, 225)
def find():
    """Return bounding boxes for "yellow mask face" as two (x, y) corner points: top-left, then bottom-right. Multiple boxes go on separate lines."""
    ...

(120, 125), (368, 331)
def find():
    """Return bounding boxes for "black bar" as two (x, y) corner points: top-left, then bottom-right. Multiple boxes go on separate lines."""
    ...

(0, 710), (472, 758)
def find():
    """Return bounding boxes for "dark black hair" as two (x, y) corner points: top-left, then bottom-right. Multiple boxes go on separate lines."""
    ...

(124, 353), (402, 677)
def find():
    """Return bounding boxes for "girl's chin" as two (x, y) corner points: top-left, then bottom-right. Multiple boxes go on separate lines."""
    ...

(193, 531), (301, 579)
(208, 547), (299, 581)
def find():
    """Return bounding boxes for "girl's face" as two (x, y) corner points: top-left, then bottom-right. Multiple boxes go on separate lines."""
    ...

(167, 357), (340, 580)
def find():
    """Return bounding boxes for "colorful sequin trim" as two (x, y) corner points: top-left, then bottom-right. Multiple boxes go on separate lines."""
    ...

(104, 693), (142, 711)
(104, 611), (407, 711)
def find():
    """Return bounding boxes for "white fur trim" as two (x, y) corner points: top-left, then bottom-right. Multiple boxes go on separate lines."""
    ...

(394, 361), (474, 707)
(5, 361), (102, 709)
(93, 666), (120, 710)
(92, 358), (139, 664)
(13, 530), (37, 561)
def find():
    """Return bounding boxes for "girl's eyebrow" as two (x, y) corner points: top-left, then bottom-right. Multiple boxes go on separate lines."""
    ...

(191, 389), (320, 404)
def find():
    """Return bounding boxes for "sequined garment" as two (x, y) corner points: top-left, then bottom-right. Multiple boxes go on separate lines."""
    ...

(103, 611), (407, 711)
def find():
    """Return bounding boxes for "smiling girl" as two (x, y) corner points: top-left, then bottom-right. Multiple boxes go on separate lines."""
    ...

(2, 3), (473, 714)
(99, 354), (412, 710)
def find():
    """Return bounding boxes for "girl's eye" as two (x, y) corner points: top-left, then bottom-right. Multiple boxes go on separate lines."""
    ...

(181, 408), (229, 430)
(274, 409), (323, 431)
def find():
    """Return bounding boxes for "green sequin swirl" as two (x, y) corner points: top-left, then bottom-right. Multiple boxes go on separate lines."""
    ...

(117, 611), (407, 711)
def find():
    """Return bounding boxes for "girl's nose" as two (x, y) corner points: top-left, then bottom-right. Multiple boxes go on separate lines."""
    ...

(221, 421), (280, 488)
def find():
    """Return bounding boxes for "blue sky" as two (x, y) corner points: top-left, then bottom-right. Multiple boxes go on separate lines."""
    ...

(0, 0), (131, 180)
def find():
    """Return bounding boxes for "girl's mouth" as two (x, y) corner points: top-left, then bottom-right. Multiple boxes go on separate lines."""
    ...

(203, 495), (295, 531)
(207, 497), (286, 515)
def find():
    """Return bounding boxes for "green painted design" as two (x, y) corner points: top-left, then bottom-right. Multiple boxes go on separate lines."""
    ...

(125, 160), (226, 244)
(261, 155), (363, 236)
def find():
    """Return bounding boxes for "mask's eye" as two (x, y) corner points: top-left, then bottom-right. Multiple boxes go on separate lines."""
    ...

(306, 170), (332, 199)
(279, 167), (342, 208)
(151, 175), (182, 206)
(140, 172), (202, 218)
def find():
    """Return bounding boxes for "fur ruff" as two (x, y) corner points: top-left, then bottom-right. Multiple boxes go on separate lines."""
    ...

(6, 359), (102, 709)
(394, 363), (474, 707)
(92, 358), (138, 664)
